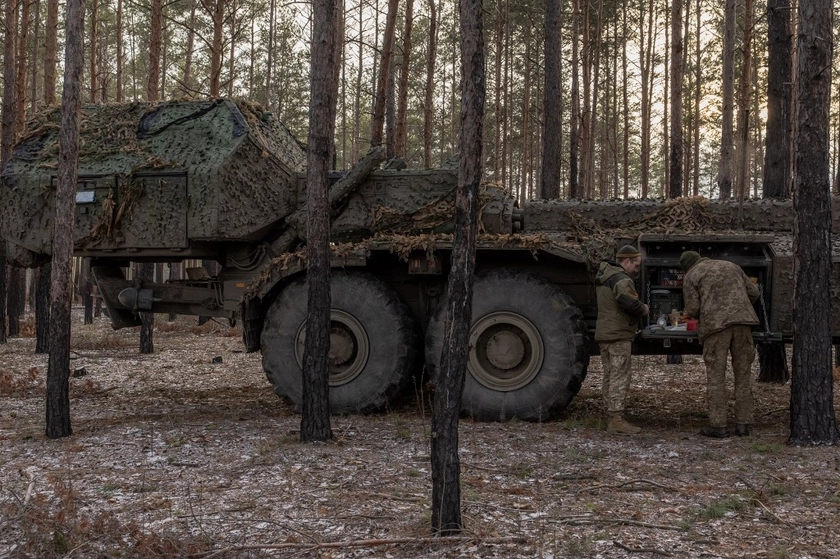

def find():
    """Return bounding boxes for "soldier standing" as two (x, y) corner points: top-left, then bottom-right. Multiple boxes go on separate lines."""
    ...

(680, 250), (760, 438)
(594, 245), (649, 434)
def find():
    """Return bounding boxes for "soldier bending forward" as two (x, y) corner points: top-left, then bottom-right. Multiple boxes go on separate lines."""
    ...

(680, 251), (760, 438)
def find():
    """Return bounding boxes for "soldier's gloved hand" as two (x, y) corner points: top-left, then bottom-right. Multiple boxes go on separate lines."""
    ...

(642, 304), (650, 316)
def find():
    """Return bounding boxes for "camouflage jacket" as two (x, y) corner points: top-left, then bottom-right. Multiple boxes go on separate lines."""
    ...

(683, 258), (760, 342)
(594, 261), (647, 342)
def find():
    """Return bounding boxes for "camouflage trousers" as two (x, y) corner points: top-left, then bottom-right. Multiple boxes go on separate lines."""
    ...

(599, 340), (633, 414)
(702, 325), (756, 428)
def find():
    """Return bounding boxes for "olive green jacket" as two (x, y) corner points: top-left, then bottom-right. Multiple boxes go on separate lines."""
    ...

(594, 261), (647, 342)
(683, 258), (760, 342)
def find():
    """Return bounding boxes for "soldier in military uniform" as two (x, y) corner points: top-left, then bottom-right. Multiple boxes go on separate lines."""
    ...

(594, 245), (649, 434)
(680, 250), (760, 438)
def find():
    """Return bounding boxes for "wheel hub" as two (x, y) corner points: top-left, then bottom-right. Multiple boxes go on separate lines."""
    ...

(468, 311), (544, 392)
(295, 309), (370, 386)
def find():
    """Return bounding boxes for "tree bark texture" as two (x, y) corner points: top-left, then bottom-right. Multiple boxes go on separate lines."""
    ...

(46, 0), (84, 439)
(757, 0), (792, 384)
(36, 262), (51, 353)
(668, 0), (683, 200)
(44, 0), (59, 104)
(764, 0), (792, 199)
(147, 0), (163, 101)
(395, 0), (414, 157)
(1, 0), (17, 344)
(431, 0), (484, 535)
(790, 0), (837, 445)
(540, 0), (561, 199)
(139, 262), (154, 354)
(568, 0), (581, 198)
(717, 0), (735, 200)
(423, 0), (438, 168)
(370, 0), (399, 147)
(734, 0), (753, 200)
(300, 0), (340, 443)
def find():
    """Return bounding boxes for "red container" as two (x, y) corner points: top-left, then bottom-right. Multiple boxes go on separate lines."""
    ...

(686, 319), (698, 331)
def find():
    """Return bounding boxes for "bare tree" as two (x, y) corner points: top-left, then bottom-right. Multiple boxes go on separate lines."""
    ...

(422, 0), (438, 168)
(138, 262), (154, 354)
(36, 263), (51, 353)
(789, 0), (837, 445)
(300, 0), (342, 443)
(540, 0), (561, 199)
(717, 0), (735, 199)
(734, 0), (753, 200)
(46, 0), (85, 439)
(147, 0), (163, 101)
(395, 0), (414, 157)
(431, 0), (484, 534)
(568, 0), (581, 198)
(669, 0), (683, 200)
(370, 0), (399, 147)
(758, 0), (792, 384)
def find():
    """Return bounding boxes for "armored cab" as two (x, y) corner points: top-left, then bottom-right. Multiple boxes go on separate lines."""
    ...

(2, 99), (306, 267)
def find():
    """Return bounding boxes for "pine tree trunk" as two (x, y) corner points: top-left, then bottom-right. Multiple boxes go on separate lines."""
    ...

(147, 0), (162, 101)
(422, 0), (438, 168)
(370, 0), (398, 147)
(36, 262), (51, 353)
(789, 0), (837, 445)
(734, 0), (753, 200)
(44, 0), (58, 104)
(7, 268), (22, 337)
(300, 0), (340, 443)
(569, 0), (581, 198)
(669, 0), (683, 200)
(541, 0), (561, 199)
(717, 0), (735, 200)
(395, 0), (413, 157)
(90, 0), (98, 102)
(81, 259), (93, 325)
(47, 0), (84, 439)
(138, 262), (154, 354)
(431, 0), (483, 535)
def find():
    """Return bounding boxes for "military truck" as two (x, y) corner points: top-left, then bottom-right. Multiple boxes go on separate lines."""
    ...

(3, 99), (836, 422)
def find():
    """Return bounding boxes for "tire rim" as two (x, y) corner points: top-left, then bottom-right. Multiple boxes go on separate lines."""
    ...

(294, 310), (370, 386)
(467, 311), (544, 392)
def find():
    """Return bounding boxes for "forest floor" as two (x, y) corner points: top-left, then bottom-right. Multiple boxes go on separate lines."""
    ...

(1, 309), (839, 559)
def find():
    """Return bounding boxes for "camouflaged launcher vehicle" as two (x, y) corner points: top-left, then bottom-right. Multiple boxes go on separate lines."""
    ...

(3, 99), (838, 421)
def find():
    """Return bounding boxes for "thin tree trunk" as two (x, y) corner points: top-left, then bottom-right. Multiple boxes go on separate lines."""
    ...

(692, 0), (700, 196)
(36, 262), (51, 353)
(81, 259), (93, 324)
(569, 0), (581, 198)
(422, 0), (438, 168)
(15, 0), (31, 133)
(90, 0), (98, 102)
(265, 0), (274, 107)
(47, 0), (84, 439)
(758, 0), (792, 384)
(370, 0), (399, 147)
(669, 0), (683, 199)
(116, 0), (123, 102)
(138, 262), (154, 353)
(717, 0), (736, 200)
(301, 0), (340, 443)
(395, 0), (413, 157)
(431, 0), (483, 534)
(541, 0), (561, 199)
(735, 0), (753, 200)
(147, 0), (162, 101)
(44, 0), (58, 104)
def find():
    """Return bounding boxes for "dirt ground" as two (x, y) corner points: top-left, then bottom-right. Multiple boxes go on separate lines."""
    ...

(1, 310), (839, 559)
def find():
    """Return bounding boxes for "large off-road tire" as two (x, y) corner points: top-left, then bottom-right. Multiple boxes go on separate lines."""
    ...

(261, 271), (420, 414)
(425, 269), (589, 421)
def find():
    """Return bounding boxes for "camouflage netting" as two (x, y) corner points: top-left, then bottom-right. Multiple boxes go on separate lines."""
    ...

(2, 99), (306, 255)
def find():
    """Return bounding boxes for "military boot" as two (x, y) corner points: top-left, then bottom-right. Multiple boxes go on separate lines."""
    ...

(606, 413), (642, 435)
